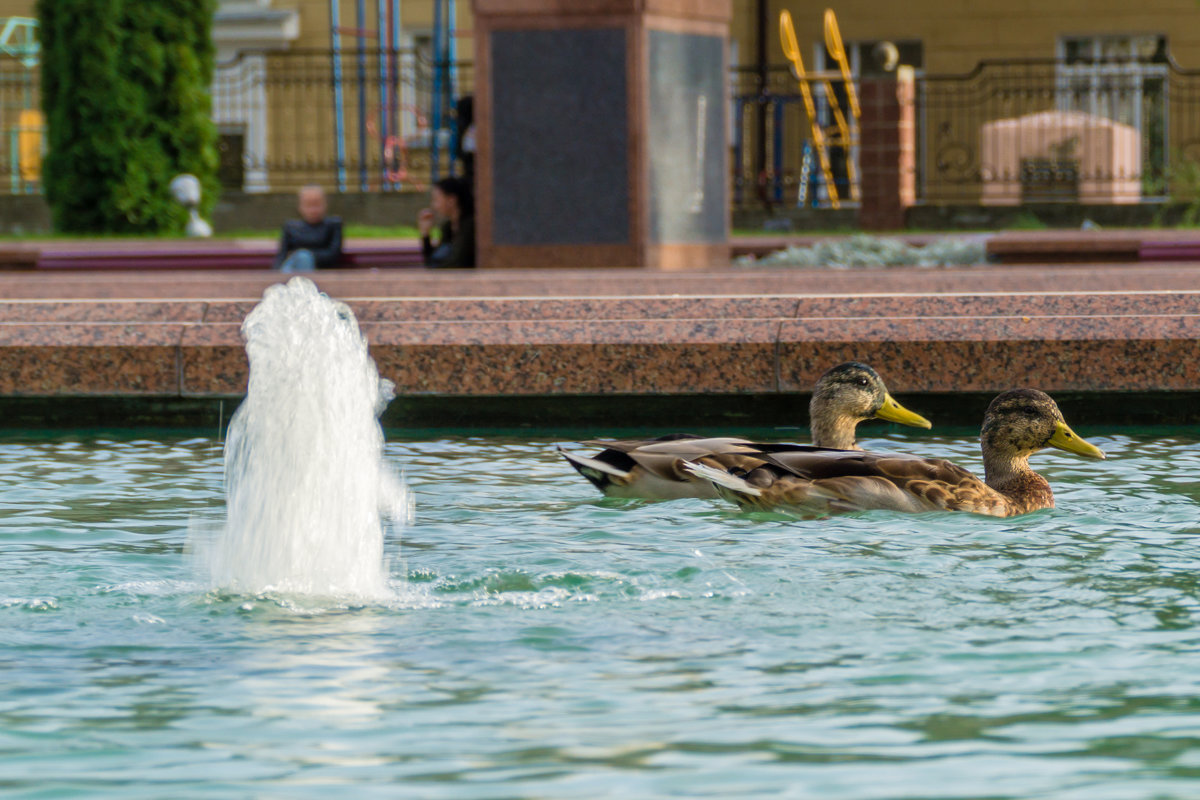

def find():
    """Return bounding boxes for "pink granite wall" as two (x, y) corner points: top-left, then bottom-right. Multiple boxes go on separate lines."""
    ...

(3, 289), (1200, 398)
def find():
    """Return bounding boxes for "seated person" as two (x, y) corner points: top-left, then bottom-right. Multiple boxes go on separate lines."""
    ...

(274, 185), (343, 272)
(417, 177), (475, 269)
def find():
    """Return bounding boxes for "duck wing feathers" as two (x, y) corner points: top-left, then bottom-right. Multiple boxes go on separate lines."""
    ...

(561, 436), (831, 501)
(696, 449), (1013, 517)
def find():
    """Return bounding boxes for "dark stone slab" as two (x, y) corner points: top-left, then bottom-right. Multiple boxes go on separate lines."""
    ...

(1139, 241), (1200, 262)
(986, 232), (1142, 263)
(490, 28), (630, 246)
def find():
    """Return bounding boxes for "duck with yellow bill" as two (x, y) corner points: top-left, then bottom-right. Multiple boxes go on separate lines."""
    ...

(557, 362), (931, 500)
(683, 389), (1105, 518)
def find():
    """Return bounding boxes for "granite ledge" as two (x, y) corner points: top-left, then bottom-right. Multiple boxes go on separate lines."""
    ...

(0, 295), (1198, 398)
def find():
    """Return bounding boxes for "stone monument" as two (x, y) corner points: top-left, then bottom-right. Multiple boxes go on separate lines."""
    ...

(472, 0), (732, 269)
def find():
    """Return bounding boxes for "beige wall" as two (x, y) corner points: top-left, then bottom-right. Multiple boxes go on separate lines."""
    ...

(3, 1), (1197, 76)
(294, 0), (475, 62)
(0, 1), (31, 18)
(0, 2), (473, 59)
(10, 0), (1195, 80)
(733, 0), (1200, 72)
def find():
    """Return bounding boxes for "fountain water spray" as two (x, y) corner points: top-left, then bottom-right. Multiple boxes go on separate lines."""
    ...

(195, 277), (408, 598)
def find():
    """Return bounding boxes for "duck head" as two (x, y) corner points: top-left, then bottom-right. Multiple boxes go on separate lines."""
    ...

(981, 388), (1105, 475)
(809, 362), (932, 449)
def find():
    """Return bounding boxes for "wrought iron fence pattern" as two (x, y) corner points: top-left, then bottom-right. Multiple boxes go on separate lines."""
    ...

(213, 48), (473, 193)
(0, 48), (473, 195)
(916, 58), (1186, 204)
(1, 50), (1198, 205)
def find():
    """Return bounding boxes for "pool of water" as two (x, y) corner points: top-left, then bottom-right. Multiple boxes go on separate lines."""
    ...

(2, 427), (1200, 799)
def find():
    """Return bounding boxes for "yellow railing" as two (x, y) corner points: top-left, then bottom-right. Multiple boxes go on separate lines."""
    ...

(779, 8), (860, 208)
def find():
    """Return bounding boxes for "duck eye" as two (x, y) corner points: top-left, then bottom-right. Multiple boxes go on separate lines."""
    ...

(1022, 406), (1037, 415)
(855, 377), (870, 387)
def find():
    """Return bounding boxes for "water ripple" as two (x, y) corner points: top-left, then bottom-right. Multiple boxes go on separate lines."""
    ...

(0, 427), (1197, 798)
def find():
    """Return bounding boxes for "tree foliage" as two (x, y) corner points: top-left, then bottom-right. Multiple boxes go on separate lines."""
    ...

(38, 0), (219, 233)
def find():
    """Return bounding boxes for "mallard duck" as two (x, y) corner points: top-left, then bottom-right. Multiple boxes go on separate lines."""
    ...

(682, 389), (1105, 517)
(558, 362), (931, 500)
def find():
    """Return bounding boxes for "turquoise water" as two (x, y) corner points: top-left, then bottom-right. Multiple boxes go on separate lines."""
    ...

(2, 428), (1200, 799)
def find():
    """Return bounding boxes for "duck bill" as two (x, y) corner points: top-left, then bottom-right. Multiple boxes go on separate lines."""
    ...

(874, 394), (933, 429)
(1047, 420), (1106, 459)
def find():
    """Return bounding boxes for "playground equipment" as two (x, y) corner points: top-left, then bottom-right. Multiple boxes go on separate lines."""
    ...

(372, 103), (429, 186)
(0, 17), (40, 193)
(779, 8), (860, 208)
(0, 17), (37, 68)
(328, 0), (457, 192)
(428, 0), (456, 184)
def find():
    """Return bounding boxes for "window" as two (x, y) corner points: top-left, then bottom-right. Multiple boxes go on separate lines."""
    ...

(1057, 35), (1168, 193)
(400, 33), (434, 141)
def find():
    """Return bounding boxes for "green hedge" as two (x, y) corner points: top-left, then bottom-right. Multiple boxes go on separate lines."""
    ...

(38, 0), (219, 233)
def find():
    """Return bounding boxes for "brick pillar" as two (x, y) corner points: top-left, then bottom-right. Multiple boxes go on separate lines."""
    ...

(857, 66), (916, 231)
(472, 0), (732, 269)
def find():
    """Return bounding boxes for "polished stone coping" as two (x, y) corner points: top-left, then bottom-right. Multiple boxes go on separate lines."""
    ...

(1, 267), (1198, 400)
(8, 261), (1200, 300)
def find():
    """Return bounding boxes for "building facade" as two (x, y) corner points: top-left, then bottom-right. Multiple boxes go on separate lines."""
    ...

(730, 0), (1200, 206)
(0, 0), (473, 193)
(731, 0), (1200, 73)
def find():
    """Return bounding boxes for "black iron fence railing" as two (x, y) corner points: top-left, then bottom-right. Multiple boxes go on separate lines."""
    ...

(212, 48), (474, 193)
(916, 58), (1188, 205)
(2, 51), (1199, 207)
(729, 64), (857, 209)
(0, 48), (474, 196)
(731, 57), (1200, 209)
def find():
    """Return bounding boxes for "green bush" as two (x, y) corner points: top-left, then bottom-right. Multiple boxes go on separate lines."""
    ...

(38, 0), (219, 233)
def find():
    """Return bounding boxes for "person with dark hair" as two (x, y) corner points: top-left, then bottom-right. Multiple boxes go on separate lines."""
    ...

(274, 185), (343, 272)
(417, 177), (476, 269)
(454, 95), (475, 186)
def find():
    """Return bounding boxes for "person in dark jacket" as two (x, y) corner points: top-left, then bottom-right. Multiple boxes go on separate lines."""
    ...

(274, 185), (343, 272)
(417, 177), (475, 269)
(454, 95), (475, 186)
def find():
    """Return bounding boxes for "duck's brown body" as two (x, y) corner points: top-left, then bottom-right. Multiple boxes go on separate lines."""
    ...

(559, 363), (930, 500)
(697, 449), (1052, 517)
(686, 389), (1104, 518)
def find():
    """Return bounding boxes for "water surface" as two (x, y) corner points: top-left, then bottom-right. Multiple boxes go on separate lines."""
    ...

(1, 428), (1199, 798)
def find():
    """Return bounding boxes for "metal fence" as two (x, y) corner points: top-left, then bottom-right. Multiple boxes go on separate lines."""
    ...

(732, 56), (1199, 208)
(0, 56), (39, 195)
(730, 64), (858, 209)
(0, 47), (474, 195)
(213, 48), (473, 193)
(4, 49), (1200, 205)
(916, 58), (1191, 205)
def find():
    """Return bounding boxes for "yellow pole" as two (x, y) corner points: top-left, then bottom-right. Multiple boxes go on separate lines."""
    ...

(823, 8), (861, 202)
(824, 10), (860, 118)
(779, 10), (841, 208)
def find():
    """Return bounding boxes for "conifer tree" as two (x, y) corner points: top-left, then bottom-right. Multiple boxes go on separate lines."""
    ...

(38, 0), (219, 233)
